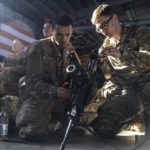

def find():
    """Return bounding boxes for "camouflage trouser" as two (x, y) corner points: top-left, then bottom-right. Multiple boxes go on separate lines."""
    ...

(16, 97), (71, 140)
(139, 82), (150, 137)
(16, 94), (100, 140)
(90, 82), (145, 138)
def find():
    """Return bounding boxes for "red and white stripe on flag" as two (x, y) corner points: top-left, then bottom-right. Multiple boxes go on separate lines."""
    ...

(0, 19), (37, 57)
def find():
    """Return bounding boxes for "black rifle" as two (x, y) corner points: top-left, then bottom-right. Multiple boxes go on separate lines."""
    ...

(59, 51), (105, 150)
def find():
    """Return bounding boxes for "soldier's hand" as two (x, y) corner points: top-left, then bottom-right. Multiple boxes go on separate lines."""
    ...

(97, 53), (105, 64)
(64, 42), (75, 52)
(57, 87), (72, 100)
(101, 46), (121, 58)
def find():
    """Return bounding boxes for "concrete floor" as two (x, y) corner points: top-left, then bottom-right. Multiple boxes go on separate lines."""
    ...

(0, 130), (147, 150)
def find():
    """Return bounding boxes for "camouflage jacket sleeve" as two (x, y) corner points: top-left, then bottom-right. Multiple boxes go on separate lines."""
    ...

(11, 59), (25, 76)
(86, 61), (105, 105)
(3, 53), (25, 74)
(121, 50), (150, 68)
(120, 26), (150, 68)
(25, 43), (58, 101)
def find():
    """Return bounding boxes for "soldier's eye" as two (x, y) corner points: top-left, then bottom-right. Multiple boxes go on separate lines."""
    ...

(56, 33), (63, 37)
(66, 33), (70, 37)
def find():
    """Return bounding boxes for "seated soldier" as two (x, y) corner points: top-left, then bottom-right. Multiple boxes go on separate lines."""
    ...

(0, 38), (25, 96)
(0, 38), (26, 130)
(90, 4), (150, 139)
(16, 15), (89, 141)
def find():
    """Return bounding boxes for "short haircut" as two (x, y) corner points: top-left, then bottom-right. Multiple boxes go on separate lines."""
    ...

(14, 38), (24, 46)
(91, 4), (114, 25)
(52, 15), (73, 29)
(44, 20), (52, 25)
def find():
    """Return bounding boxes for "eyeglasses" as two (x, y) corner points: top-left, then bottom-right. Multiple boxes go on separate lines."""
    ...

(96, 15), (113, 33)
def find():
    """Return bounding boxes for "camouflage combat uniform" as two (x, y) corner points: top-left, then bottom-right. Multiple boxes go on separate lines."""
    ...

(0, 51), (25, 95)
(91, 25), (150, 137)
(0, 51), (26, 130)
(1, 51), (26, 127)
(16, 38), (82, 140)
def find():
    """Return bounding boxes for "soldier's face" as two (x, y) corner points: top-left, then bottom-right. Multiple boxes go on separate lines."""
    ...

(43, 23), (52, 38)
(95, 15), (117, 38)
(12, 39), (24, 53)
(53, 25), (72, 48)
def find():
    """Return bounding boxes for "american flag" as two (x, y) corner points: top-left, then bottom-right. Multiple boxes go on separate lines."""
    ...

(0, 19), (37, 57)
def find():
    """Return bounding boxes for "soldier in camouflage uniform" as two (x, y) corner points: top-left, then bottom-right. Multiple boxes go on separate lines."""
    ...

(0, 38), (25, 130)
(90, 4), (150, 138)
(16, 15), (85, 140)
(0, 38), (25, 95)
